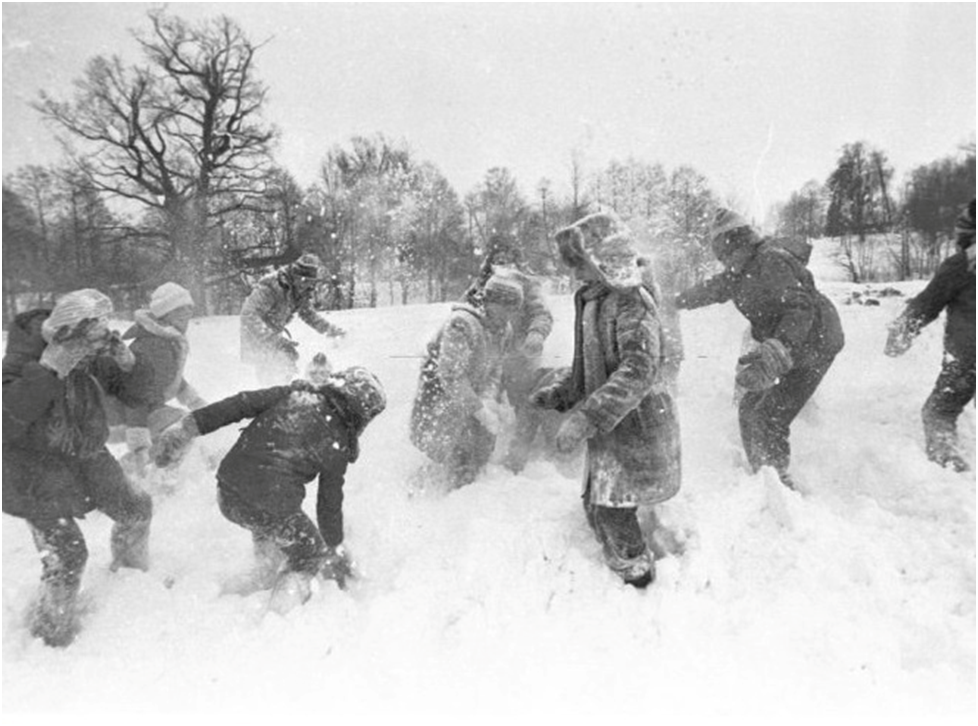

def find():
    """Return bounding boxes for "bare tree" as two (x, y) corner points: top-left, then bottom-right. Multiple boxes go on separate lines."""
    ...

(34, 10), (277, 310)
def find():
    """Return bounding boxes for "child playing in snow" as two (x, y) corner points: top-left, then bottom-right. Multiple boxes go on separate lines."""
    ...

(885, 198), (975, 472)
(152, 355), (386, 608)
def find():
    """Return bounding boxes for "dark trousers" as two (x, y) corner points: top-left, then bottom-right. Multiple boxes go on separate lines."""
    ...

(217, 487), (326, 575)
(922, 353), (976, 462)
(26, 450), (153, 596)
(738, 355), (835, 474)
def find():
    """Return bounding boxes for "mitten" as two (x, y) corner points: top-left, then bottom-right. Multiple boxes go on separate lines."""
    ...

(102, 331), (136, 372)
(178, 384), (208, 411)
(39, 339), (95, 378)
(276, 337), (300, 360)
(125, 427), (153, 454)
(555, 409), (595, 454)
(884, 313), (916, 357)
(151, 415), (200, 468)
(735, 338), (793, 392)
(320, 544), (356, 589)
(520, 331), (545, 358)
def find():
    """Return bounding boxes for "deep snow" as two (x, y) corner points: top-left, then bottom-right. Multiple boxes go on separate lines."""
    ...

(3, 244), (975, 722)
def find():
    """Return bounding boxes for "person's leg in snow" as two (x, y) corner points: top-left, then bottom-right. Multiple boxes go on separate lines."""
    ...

(26, 517), (88, 647)
(446, 417), (496, 488)
(582, 480), (654, 588)
(738, 356), (833, 489)
(922, 354), (976, 472)
(81, 450), (153, 571)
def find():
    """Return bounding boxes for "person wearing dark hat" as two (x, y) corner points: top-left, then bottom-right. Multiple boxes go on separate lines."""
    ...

(114, 282), (207, 481)
(675, 208), (845, 491)
(240, 254), (345, 386)
(885, 198), (976, 472)
(463, 235), (554, 473)
(2, 289), (154, 647)
(152, 360), (387, 611)
(532, 212), (682, 589)
(410, 269), (524, 489)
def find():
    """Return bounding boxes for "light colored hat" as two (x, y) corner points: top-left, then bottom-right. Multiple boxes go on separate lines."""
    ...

(149, 282), (194, 318)
(41, 289), (114, 343)
(711, 208), (752, 241)
(483, 270), (525, 308)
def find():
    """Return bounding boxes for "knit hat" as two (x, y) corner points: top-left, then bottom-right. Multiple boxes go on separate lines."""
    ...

(305, 352), (332, 385)
(711, 208), (752, 241)
(483, 270), (525, 308)
(291, 254), (323, 280)
(41, 289), (114, 343)
(334, 366), (387, 425)
(149, 282), (194, 318)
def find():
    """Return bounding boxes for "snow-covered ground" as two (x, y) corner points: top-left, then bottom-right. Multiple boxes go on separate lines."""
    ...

(3, 249), (975, 722)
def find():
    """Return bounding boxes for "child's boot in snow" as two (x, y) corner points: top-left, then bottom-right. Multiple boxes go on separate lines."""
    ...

(29, 581), (82, 648)
(110, 518), (151, 572)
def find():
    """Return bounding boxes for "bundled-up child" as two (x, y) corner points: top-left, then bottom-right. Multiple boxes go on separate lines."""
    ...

(2, 290), (153, 647)
(153, 355), (386, 609)
(885, 198), (975, 472)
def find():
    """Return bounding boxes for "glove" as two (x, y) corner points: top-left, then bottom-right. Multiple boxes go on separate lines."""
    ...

(555, 409), (595, 454)
(320, 544), (356, 589)
(520, 331), (545, 358)
(884, 314), (916, 357)
(735, 338), (793, 392)
(102, 331), (136, 372)
(327, 326), (346, 339)
(276, 337), (300, 360)
(39, 338), (97, 378)
(151, 414), (200, 468)
(474, 400), (503, 436)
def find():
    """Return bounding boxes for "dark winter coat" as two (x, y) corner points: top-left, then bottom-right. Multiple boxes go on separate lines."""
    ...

(902, 249), (975, 363)
(545, 284), (682, 507)
(410, 303), (511, 462)
(240, 270), (342, 363)
(119, 310), (204, 429)
(190, 385), (363, 546)
(676, 238), (845, 367)
(2, 309), (133, 520)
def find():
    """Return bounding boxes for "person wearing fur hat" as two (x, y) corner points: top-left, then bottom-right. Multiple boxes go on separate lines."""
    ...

(152, 359), (386, 610)
(463, 235), (555, 473)
(2, 289), (153, 647)
(240, 254), (346, 386)
(115, 282), (207, 478)
(410, 270), (524, 489)
(675, 208), (845, 490)
(532, 212), (682, 588)
(885, 198), (975, 471)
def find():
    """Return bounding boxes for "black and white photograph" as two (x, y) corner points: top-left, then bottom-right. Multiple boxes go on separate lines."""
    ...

(2, 2), (975, 722)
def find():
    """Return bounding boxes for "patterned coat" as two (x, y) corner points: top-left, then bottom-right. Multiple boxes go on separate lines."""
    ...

(240, 270), (342, 363)
(545, 284), (682, 507)
(409, 303), (511, 462)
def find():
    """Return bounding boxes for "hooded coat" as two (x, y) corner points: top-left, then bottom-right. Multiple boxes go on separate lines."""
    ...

(119, 310), (204, 430)
(189, 384), (368, 547)
(676, 237), (845, 367)
(410, 303), (511, 462)
(240, 270), (342, 363)
(548, 216), (682, 508)
(2, 309), (135, 519)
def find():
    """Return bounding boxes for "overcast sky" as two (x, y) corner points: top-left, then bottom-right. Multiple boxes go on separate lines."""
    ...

(3, 2), (975, 222)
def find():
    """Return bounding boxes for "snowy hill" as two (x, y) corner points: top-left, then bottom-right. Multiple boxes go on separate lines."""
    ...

(2, 275), (975, 721)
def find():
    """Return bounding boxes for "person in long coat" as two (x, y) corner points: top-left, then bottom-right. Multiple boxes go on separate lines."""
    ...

(532, 212), (681, 588)
(240, 254), (345, 385)
(885, 198), (975, 471)
(152, 358), (387, 606)
(410, 270), (525, 489)
(2, 290), (153, 647)
(675, 209), (845, 490)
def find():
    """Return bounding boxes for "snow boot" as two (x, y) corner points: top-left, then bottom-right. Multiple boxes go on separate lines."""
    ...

(110, 518), (151, 572)
(29, 582), (82, 648)
(923, 407), (969, 472)
(609, 547), (655, 589)
(267, 571), (314, 615)
(776, 467), (799, 491)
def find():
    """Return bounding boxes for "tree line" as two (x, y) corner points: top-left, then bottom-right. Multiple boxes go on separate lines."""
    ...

(771, 140), (975, 283)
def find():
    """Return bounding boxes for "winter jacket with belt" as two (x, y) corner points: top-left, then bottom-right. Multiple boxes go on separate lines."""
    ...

(2, 309), (133, 519)
(409, 303), (511, 461)
(240, 271), (342, 363)
(190, 385), (363, 547)
(676, 239), (845, 367)
(119, 310), (204, 428)
(901, 249), (975, 363)
(545, 283), (682, 507)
